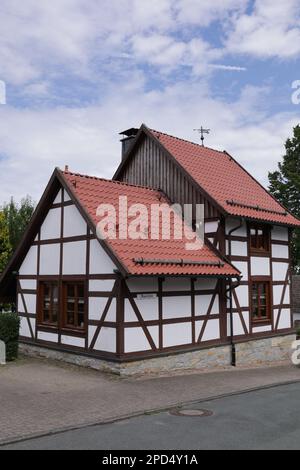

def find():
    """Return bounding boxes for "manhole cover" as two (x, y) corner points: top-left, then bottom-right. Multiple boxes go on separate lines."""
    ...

(170, 408), (213, 417)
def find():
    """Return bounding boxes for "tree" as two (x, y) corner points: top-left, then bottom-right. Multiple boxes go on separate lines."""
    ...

(0, 196), (35, 274)
(268, 124), (300, 272)
(0, 211), (11, 273)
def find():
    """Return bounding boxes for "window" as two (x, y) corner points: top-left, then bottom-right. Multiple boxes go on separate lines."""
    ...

(38, 280), (86, 332)
(250, 224), (270, 253)
(251, 281), (271, 322)
(38, 282), (59, 326)
(62, 282), (85, 330)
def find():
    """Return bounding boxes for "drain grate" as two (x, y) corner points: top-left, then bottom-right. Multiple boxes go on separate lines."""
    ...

(169, 408), (213, 417)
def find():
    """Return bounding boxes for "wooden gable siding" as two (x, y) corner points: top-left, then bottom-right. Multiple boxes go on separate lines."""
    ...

(119, 135), (220, 219)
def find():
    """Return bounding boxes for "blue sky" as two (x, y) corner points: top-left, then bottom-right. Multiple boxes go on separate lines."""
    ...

(0, 0), (300, 203)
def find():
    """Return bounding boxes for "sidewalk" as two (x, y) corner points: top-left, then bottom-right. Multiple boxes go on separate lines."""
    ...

(1, 357), (300, 445)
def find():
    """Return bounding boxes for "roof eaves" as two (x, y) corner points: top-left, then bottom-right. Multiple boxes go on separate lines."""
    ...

(126, 272), (240, 278)
(223, 150), (300, 226)
(226, 212), (300, 227)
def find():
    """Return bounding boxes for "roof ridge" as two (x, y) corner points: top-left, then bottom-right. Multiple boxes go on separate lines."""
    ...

(61, 169), (160, 192)
(149, 128), (226, 155)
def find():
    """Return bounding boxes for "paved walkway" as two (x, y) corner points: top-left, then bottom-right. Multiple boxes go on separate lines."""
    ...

(3, 381), (300, 450)
(1, 357), (300, 445)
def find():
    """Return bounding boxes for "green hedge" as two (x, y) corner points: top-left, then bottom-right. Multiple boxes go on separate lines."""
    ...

(0, 312), (20, 361)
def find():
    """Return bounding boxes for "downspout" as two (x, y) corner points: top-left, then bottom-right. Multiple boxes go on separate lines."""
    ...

(227, 218), (243, 366)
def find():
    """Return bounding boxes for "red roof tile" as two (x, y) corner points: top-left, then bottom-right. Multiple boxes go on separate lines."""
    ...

(62, 170), (239, 277)
(149, 129), (300, 227)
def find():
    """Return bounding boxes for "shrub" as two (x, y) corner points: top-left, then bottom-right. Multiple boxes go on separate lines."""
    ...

(0, 312), (20, 361)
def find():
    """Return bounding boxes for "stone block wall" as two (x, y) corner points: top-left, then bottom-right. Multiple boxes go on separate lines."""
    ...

(20, 333), (296, 376)
(292, 275), (300, 313)
(236, 334), (295, 366)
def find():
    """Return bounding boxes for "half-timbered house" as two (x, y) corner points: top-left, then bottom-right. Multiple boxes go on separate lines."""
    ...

(0, 123), (299, 374)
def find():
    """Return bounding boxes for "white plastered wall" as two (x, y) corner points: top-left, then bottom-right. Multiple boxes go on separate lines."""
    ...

(19, 246), (38, 275)
(195, 318), (220, 341)
(233, 261), (248, 281)
(162, 296), (191, 318)
(205, 220), (219, 233)
(226, 240), (247, 257)
(272, 262), (289, 281)
(89, 297), (116, 322)
(18, 293), (36, 314)
(61, 335), (85, 348)
(19, 317), (35, 338)
(271, 226), (289, 241)
(37, 331), (58, 342)
(250, 257), (270, 276)
(89, 326), (116, 353)
(124, 297), (158, 322)
(227, 312), (249, 336)
(53, 189), (62, 204)
(40, 208), (61, 240)
(126, 277), (158, 293)
(271, 244), (289, 259)
(195, 294), (219, 315)
(274, 308), (291, 330)
(225, 218), (247, 237)
(63, 204), (87, 238)
(39, 243), (60, 275)
(163, 322), (192, 348)
(123, 276), (221, 353)
(62, 240), (86, 275)
(89, 239), (117, 274)
(125, 326), (159, 352)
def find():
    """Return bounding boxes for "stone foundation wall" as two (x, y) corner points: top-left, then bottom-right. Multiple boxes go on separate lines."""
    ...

(19, 333), (295, 376)
(292, 275), (300, 314)
(121, 344), (232, 376)
(236, 334), (296, 366)
(19, 343), (122, 375)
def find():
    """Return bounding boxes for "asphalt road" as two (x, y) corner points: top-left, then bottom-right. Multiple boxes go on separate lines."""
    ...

(2, 381), (300, 450)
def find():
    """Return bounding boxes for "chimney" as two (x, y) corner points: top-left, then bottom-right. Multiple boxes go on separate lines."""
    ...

(119, 127), (139, 160)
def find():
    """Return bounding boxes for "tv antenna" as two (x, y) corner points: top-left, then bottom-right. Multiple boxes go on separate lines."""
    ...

(193, 127), (210, 146)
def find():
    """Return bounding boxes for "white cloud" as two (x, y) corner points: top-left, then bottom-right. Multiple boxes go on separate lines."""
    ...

(0, 0), (179, 85)
(0, 0), (299, 206)
(208, 64), (246, 71)
(225, 0), (300, 58)
(0, 80), (298, 202)
(0, 0), (299, 90)
(131, 34), (185, 67)
(22, 81), (50, 98)
(175, 0), (248, 27)
(130, 34), (221, 74)
(0, 0), (252, 87)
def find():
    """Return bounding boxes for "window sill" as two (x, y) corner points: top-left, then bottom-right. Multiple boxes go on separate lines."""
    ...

(37, 324), (58, 333)
(61, 328), (86, 337)
(252, 319), (272, 326)
(36, 325), (86, 337)
(250, 250), (271, 257)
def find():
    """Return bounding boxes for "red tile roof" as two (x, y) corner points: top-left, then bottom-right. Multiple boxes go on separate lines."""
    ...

(62, 170), (239, 277)
(149, 129), (300, 227)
